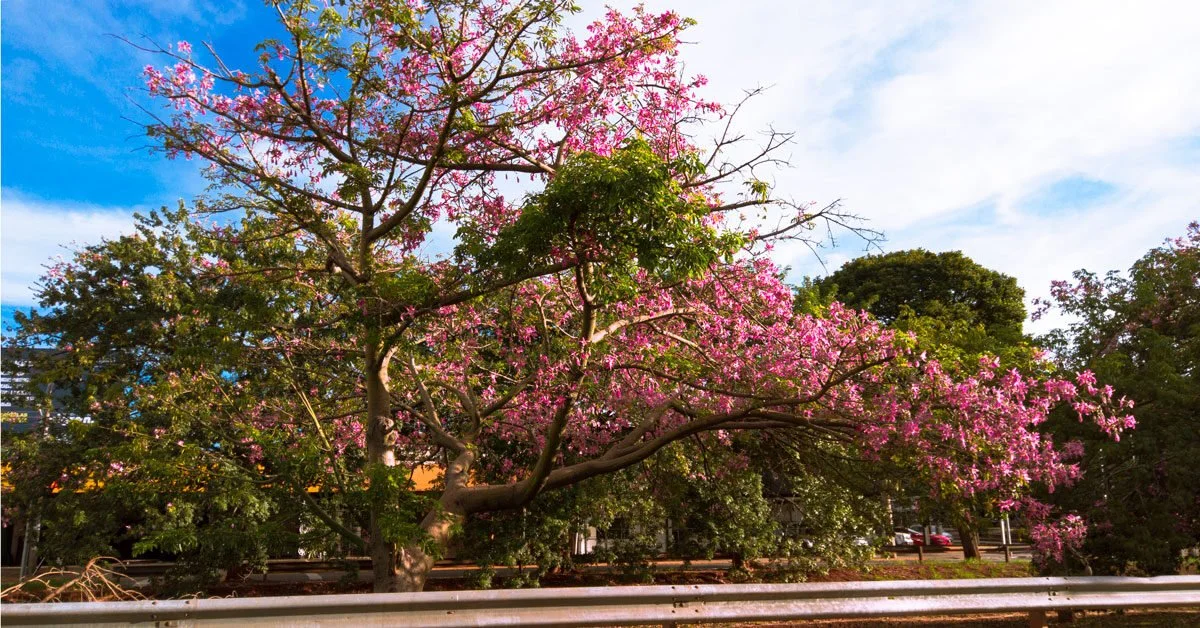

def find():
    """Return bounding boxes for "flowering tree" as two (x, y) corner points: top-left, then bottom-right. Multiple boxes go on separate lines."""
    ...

(806, 250), (1045, 558)
(69, 0), (1137, 592)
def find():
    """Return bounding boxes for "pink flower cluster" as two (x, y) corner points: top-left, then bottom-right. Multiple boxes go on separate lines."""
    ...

(1030, 513), (1088, 566)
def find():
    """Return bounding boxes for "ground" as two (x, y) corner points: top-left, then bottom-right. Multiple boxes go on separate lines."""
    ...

(733, 609), (1200, 627)
(191, 560), (1036, 597)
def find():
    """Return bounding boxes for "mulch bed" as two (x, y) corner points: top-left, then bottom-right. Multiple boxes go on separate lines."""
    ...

(203, 561), (1033, 598)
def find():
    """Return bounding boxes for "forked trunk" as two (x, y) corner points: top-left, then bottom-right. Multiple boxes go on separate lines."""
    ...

(374, 507), (463, 592)
(365, 337), (477, 593)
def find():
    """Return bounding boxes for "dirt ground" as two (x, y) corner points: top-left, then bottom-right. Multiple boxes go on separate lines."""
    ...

(728, 609), (1200, 627)
(196, 561), (1034, 598)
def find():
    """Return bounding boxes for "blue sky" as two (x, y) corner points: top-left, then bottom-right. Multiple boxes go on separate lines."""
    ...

(2, 2), (272, 205)
(3, 0), (1199, 336)
(1, 0), (277, 332)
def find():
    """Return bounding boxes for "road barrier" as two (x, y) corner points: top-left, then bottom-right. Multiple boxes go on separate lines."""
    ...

(4, 575), (1199, 627)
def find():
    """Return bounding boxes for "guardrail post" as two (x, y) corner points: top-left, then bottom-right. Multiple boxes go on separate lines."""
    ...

(1028, 609), (1047, 628)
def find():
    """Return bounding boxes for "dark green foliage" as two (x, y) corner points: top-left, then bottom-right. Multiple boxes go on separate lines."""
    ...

(664, 470), (776, 563)
(809, 249), (1026, 345)
(1, 205), (374, 589)
(458, 435), (882, 587)
(1040, 225), (1200, 575)
(746, 434), (890, 576)
(458, 484), (585, 588)
(2, 415), (298, 590)
(365, 464), (437, 555)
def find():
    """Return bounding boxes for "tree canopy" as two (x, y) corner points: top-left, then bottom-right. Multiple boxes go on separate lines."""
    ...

(5, 0), (1135, 593)
(810, 249), (1026, 345)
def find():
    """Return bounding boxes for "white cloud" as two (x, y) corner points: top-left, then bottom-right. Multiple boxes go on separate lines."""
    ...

(4, 1), (1198, 333)
(576, 0), (1200, 329)
(0, 0), (248, 84)
(883, 183), (1197, 334)
(0, 193), (141, 306)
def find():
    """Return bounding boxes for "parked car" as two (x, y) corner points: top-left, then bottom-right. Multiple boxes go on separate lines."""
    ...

(892, 527), (914, 546)
(776, 523), (816, 550)
(906, 528), (952, 547)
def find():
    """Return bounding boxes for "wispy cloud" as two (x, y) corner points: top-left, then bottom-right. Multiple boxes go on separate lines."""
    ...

(1, 0), (249, 89)
(581, 1), (1200, 329)
(2, 1), (1197, 335)
(0, 191), (143, 306)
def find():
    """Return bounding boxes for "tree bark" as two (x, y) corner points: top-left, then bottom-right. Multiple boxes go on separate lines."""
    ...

(364, 343), (400, 593)
(376, 449), (478, 592)
(953, 510), (982, 560)
(960, 525), (982, 560)
(388, 505), (465, 592)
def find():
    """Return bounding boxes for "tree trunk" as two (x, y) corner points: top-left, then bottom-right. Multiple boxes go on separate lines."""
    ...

(382, 507), (463, 592)
(952, 510), (982, 560)
(960, 525), (982, 559)
(372, 439), (478, 592)
(364, 343), (400, 593)
(366, 483), (471, 591)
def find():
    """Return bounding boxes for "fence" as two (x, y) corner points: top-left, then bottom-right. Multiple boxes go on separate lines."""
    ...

(4, 575), (1199, 627)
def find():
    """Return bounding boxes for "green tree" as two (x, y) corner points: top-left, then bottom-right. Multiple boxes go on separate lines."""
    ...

(458, 443), (779, 586)
(1039, 223), (1200, 575)
(457, 433), (880, 587)
(810, 249), (1026, 345)
(3, 205), (380, 587)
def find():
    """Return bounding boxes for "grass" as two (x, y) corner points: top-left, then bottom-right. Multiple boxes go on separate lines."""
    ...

(798, 559), (1031, 583)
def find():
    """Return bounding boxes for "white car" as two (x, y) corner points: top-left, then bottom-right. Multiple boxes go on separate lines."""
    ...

(893, 528), (914, 546)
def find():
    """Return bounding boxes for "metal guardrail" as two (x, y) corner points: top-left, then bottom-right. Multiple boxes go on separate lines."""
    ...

(3, 576), (1199, 627)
